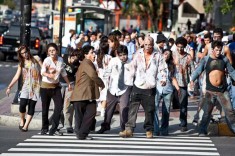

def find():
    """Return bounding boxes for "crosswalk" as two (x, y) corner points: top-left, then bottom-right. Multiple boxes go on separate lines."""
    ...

(1, 133), (220, 156)
(0, 63), (18, 68)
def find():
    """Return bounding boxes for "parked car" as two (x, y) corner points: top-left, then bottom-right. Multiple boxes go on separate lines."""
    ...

(0, 24), (45, 61)
(0, 25), (8, 35)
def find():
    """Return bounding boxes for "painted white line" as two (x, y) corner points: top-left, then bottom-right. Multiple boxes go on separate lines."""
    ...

(8, 148), (220, 155)
(4, 65), (10, 67)
(31, 135), (212, 143)
(17, 143), (217, 151)
(25, 139), (215, 146)
(0, 153), (137, 156)
(36, 133), (210, 140)
(12, 65), (18, 68)
(79, 134), (211, 140)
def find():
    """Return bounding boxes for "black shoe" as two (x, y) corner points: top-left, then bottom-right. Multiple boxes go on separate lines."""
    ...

(67, 128), (74, 134)
(19, 119), (26, 130)
(21, 128), (28, 132)
(180, 126), (188, 132)
(96, 127), (109, 134)
(77, 136), (93, 140)
(41, 129), (48, 135)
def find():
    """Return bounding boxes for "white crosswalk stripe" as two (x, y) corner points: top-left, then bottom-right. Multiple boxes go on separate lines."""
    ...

(0, 133), (220, 156)
(0, 63), (18, 68)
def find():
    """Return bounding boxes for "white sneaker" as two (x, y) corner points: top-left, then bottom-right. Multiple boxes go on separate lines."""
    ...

(100, 108), (105, 117)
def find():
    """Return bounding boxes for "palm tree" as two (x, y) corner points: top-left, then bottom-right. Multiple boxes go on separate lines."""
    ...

(122, 0), (162, 32)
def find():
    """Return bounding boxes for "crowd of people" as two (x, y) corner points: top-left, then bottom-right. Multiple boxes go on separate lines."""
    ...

(6, 26), (235, 139)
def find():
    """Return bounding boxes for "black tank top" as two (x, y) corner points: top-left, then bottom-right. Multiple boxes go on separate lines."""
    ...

(205, 57), (227, 92)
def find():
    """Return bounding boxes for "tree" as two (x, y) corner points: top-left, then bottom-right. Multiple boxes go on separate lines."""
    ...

(122, 0), (162, 32)
(204, 0), (235, 14)
(0, 0), (15, 10)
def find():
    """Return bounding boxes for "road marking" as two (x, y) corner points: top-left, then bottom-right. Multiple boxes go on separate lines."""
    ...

(25, 138), (215, 146)
(1, 133), (219, 156)
(8, 148), (220, 155)
(18, 142), (217, 151)
(31, 135), (212, 143)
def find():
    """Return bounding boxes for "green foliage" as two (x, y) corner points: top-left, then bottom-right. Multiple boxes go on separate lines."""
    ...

(204, 0), (235, 14)
(221, 0), (235, 14)
(204, 0), (213, 13)
(122, 0), (161, 32)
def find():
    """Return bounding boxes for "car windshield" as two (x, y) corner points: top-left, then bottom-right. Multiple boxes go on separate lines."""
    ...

(0, 26), (8, 34)
(8, 25), (40, 37)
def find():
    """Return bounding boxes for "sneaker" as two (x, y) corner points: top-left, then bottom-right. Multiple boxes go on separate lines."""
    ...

(192, 119), (198, 126)
(198, 133), (207, 137)
(146, 131), (153, 138)
(180, 126), (188, 132)
(77, 136), (93, 140)
(49, 130), (63, 136)
(41, 129), (48, 135)
(100, 108), (105, 117)
(96, 127), (109, 134)
(119, 130), (133, 138)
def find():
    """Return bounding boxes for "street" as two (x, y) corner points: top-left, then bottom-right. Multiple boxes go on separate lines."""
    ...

(0, 61), (18, 100)
(0, 62), (235, 156)
(0, 124), (235, 156)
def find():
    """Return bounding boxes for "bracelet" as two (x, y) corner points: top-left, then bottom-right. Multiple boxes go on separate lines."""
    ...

(7, 87), (11, 89)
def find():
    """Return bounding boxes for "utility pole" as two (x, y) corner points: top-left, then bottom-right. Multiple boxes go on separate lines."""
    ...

(50, 0), (55, 38)
(20, 0), (32, 46)
(13, 0), (32, 104)
(59, 0), (65, 56)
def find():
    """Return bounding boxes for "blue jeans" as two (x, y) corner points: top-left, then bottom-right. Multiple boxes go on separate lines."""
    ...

(231, 86), (235, 109)
(154, 91), (173, 135)
(199, 90), (235, 134)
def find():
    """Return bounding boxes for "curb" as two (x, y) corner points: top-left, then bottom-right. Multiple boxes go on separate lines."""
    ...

(0, 115), (42, 129)
(208, 122), (235, 136)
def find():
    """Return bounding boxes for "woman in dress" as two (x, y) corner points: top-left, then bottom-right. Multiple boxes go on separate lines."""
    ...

(6, 45), (42, 132)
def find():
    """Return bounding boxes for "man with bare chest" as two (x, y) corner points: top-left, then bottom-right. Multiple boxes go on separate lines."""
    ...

(190, 41), (235, 136)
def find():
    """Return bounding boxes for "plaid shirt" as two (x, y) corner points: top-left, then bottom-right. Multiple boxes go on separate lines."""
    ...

(173, 51), (195, 87)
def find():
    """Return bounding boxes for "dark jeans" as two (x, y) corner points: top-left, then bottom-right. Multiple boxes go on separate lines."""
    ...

(125, 91), (155, 132)
(178, 87), (188, 127)
(40, 87), (63, 134)
(73, 100), (96, 139)
(101, 87), (131, 131)
(172, 87), (180, 109)
(199, 90), (235, 134)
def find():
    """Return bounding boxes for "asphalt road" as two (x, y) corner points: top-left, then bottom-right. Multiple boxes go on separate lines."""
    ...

(0, 61), (18, 100)
(0, 125), (37, 153)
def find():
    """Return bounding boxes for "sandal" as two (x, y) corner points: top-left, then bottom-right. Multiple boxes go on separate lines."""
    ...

(19, 119), (26, 130)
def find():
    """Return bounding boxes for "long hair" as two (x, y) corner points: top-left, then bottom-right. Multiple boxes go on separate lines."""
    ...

(163, 49), (175, 74)
(108, 35), (120, 57)
(17, 45), (36, 68)
(96, 39), (109, 69)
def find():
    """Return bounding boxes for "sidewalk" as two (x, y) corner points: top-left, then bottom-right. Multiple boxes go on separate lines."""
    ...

(0, 94), (233, 136)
